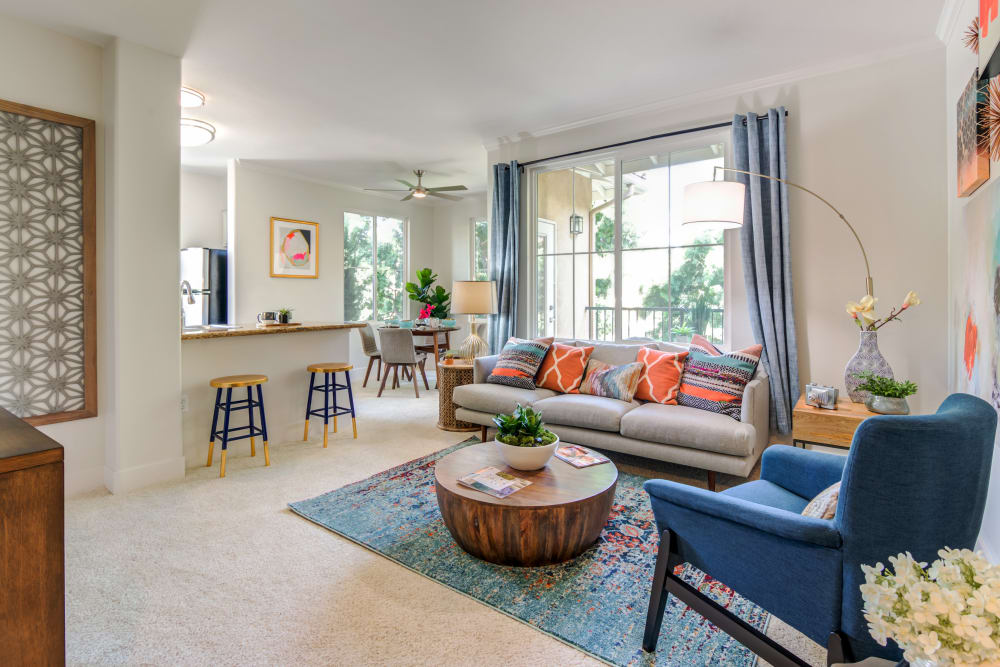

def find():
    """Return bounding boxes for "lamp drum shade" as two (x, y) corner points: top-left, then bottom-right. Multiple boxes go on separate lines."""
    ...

(452, 281), (497, 315)
(682, 180), (745, 229)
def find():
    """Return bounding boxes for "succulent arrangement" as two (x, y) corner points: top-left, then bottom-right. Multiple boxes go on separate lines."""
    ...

(852, 372), (917, 399)
(492, 404), (558, 448)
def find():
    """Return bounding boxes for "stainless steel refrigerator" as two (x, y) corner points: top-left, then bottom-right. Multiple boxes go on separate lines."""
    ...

(180, 248), (228, 326)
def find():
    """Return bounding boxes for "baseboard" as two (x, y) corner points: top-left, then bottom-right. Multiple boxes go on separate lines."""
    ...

(65, 463), (106, 497)
(104, 455), (186, 494)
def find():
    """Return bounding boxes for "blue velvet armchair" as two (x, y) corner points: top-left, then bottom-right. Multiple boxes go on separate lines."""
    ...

(642, 393), (996, 666)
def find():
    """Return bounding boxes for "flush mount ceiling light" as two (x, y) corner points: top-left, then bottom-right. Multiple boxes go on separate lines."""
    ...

(180, 86), (206, 108)
(180, 118), (216, 147)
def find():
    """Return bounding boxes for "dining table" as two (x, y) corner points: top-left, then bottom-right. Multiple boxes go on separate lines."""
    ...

(379, 325), (460, 387)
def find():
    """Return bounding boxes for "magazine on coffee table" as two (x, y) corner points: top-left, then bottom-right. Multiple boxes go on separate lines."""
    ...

(457, 466), (531, 499)
(555, 444), (611, 468)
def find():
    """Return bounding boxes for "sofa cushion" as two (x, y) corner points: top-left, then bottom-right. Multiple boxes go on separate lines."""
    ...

(619, 402), (757, 456)
(532, 393), (639, 432)
(677, 334), (762, 421)
(536, 342), (594, 393)
(487, 337), (553, 389)
(590, 342), (649, 366)
(634, 347), (688, 405)
(721, 480), (810, 514)
(453, 383), (556, 415)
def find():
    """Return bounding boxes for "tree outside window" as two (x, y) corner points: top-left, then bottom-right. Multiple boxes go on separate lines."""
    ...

(344, 212), (407, 321)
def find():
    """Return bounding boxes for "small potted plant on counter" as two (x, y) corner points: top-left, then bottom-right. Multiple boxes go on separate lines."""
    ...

(853, 371), (917, 415)
(492, 404), (559, 470)
(277, 307), (294, 324)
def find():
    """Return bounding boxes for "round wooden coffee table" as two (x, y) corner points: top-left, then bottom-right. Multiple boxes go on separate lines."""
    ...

(434, 442), (618, 566)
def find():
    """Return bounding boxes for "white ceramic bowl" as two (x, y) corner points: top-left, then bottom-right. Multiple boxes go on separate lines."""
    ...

(494, 435), (560, 471)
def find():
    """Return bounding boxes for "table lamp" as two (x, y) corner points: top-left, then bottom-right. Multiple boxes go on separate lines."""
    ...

(451, 280), (497, 358)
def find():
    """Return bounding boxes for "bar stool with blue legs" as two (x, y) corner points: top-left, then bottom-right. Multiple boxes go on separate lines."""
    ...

(303, 362), (357, 447)
(207, 374), (270, 478)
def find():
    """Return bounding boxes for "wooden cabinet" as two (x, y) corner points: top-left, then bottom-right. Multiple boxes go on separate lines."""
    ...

(0, 407), (65, 665)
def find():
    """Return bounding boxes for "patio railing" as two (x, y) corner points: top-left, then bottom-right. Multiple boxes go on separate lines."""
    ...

(582, 306), (724, 344)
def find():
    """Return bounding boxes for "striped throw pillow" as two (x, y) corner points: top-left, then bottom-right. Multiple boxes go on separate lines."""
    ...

(677, 334), (762, 420)
(487, 337), (553, 389)
(634, 347), (688, 404)
(579, 359), (643, 402)
(801, 482), (840, 520)
(536, 343), (594, 393)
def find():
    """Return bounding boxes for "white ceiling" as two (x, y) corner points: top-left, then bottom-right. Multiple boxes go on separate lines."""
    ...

(0, 0), (945, 194)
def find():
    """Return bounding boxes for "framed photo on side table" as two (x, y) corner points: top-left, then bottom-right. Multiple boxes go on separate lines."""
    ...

(270, 217), (319, 278)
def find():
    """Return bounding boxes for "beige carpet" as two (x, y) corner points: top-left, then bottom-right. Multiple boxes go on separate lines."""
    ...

(65, 376), (826, 666)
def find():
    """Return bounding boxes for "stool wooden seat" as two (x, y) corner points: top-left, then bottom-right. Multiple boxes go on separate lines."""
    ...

(306, 363), (352, 373)
(207, 374), (270, 477)
(304, 363), (357, 446)
(210, 374), (268, 388)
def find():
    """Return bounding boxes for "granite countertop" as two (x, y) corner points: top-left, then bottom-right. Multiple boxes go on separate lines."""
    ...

(181, 322), (364, 341)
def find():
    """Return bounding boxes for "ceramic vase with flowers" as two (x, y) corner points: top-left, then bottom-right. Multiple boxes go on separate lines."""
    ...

(844, 291), (921, 403)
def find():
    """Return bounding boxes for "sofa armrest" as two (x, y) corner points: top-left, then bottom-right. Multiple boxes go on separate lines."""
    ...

(644, 478), (842, 548)
(740, 368), (770, 455)
(473, 355), (499, 384)
(761, 445), (847, 501)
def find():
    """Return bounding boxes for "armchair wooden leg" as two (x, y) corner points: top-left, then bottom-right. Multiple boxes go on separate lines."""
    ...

(826, 632), (852, 666)
(643, 530), (672, 652)
(707, 470), (717, 492)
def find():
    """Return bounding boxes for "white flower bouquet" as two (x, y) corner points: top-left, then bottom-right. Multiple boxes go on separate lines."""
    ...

(861, 549), (1000, 666)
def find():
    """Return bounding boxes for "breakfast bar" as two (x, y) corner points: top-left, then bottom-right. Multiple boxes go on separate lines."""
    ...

(180, 322), (364, 470)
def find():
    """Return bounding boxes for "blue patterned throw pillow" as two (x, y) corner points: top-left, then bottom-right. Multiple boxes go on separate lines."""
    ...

(487, 337), (553, 389)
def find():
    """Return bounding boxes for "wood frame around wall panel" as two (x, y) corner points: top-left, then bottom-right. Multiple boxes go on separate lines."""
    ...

(0, 99), (97, 426)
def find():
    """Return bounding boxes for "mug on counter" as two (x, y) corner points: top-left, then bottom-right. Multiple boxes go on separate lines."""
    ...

(257, 311), (279, 325)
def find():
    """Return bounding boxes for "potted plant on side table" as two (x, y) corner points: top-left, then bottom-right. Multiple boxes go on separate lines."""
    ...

(277, 307), (294, 324)
(492, 404), (559, 471)
(853, 372), (917, 415)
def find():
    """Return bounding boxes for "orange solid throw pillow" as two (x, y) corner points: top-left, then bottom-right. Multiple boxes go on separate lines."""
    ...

(634, 346), (688, 404)
(536, 343), (595, 393)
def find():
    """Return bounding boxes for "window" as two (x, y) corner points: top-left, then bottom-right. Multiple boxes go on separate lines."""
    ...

(531, 138), (725, 345)
(343, 212), (407, 321)
(471, 218), (489, 281)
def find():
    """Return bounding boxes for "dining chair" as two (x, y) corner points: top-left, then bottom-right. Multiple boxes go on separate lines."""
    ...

(377, 328), (430, 398)
(357, 322), (382, 387)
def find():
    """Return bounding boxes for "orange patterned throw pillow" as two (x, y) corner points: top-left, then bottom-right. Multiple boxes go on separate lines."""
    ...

(634, 347), (688, 404)
(536, 343), (594, 393)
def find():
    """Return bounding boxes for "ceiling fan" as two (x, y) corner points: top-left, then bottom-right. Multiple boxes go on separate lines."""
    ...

(365, 169), (467, 201)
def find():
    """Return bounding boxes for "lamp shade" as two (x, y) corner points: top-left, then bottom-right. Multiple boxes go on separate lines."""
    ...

(682, 180), (745, 229)
(451, 280), (497, 315)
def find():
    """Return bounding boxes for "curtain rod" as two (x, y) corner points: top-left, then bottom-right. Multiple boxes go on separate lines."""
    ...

(516, 109), (789, 170)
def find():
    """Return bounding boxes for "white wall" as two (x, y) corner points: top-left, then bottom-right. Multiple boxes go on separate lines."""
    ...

(229, 162), (437, 367)
(0, 15), (107, 495)
(181, 169), (226, 249)
(432, 195), (489, 345)
(944, 0), (1000, 561)
(488, 46), (948, 416)
(102, 38), (184, 494)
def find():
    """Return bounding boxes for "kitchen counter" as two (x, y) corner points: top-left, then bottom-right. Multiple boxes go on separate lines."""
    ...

(181, 321), (363, 341)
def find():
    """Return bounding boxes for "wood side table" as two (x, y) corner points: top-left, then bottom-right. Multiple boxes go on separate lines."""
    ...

(792, 396), (877, 449)
(437, 361), (478, 432)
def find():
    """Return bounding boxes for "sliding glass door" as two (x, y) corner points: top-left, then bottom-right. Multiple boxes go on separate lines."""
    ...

(531, 137), (726, 345)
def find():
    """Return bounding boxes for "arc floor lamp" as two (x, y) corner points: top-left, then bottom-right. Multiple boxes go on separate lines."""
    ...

(682, 166), (874, 298)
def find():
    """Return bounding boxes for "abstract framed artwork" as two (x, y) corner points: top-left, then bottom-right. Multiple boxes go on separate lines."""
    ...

(270, 217), (319, 278)
(959, 71), (990, 197)
(0, 98), (97, 425)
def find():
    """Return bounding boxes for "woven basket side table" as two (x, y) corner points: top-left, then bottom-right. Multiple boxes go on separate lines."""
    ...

(437, 361), (478, 432)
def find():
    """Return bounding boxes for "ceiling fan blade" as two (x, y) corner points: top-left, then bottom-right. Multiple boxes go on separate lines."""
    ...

(401, 193), (414, 201)
(427, 185), (468, 192)
(396, 179), (417, 188)
(365, 188), (413, 192)
(427, 191), (461, 201)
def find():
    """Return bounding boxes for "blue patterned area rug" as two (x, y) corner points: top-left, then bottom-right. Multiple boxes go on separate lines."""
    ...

(289, 439), (768, 666)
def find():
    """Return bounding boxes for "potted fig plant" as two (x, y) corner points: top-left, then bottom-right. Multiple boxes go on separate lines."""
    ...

(492, 404), (560, 471)
(852, 371), (917, 415)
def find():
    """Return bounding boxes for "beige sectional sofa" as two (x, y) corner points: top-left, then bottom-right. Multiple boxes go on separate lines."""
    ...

(452, 340), (770, 488)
